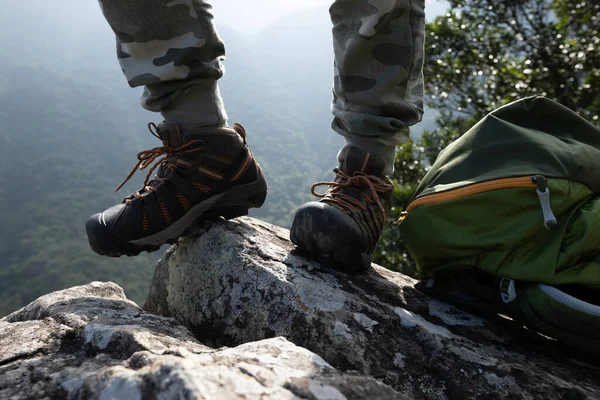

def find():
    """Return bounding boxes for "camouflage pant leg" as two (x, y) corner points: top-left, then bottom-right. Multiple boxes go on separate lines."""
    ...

(330, 0), (425, 147)
(97, 0), (225, 117)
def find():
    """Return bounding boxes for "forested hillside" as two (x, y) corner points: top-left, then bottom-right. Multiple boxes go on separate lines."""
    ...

(0, 5), (159, 314)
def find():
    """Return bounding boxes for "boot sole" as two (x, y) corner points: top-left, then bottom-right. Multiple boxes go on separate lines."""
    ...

(87, 177), (267, 258)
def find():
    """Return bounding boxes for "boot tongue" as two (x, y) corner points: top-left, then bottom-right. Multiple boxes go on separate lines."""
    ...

(339, 145), (386, 177)
(156, 121), (183, 149)
(331, 146), (387, 204)
(152, 122), (183, 183)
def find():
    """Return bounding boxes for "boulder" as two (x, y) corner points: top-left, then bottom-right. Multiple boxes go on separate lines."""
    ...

(145, 217), (600, 400)
(0, 282), (400, 399)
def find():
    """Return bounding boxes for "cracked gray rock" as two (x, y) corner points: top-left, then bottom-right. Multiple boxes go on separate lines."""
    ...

(0, 282), (401, 400)
(145, 217), (600, 400)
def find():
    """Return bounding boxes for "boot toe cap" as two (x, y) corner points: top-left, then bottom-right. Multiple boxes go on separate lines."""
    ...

(290, 202), (366, 268)
(85, 204), (145, 257)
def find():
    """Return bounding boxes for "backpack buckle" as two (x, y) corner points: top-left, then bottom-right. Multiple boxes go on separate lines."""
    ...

(499, 278), (517, 304)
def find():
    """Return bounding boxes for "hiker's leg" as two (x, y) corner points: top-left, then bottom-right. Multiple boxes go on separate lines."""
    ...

(88, 1), (268, 257)
(330, 0), (425, 175)
(97, 0), (227, 129)
(290, 0), (426, 271)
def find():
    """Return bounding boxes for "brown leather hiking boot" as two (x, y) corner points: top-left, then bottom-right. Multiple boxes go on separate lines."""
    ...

(290, 146), (393, 272)
(86, 121), (267, 257)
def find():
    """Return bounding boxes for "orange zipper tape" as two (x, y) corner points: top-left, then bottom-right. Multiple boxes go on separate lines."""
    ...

(399, 176), (537, 223)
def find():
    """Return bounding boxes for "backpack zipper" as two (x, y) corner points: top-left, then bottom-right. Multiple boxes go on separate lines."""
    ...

(399, 175), (557, 229)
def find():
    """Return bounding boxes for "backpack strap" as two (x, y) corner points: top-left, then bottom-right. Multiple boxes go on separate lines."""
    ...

(512, 284), (600, 361)
(419, 272), (600, 361)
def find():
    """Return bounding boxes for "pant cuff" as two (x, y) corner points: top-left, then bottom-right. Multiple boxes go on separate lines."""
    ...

(143, 81), (228, 130)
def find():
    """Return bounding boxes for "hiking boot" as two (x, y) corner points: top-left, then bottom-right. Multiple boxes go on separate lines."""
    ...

(290, 146), (393, 272)
(86, 121), (267, 257)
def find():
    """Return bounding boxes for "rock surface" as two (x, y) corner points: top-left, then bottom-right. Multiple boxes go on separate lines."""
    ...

(145, 217), (600, 400)
(3, 217), (599, 400)
(0, 282), (401, 399)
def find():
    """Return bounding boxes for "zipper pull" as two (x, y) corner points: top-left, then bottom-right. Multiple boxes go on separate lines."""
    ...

(532, 176), (557, 229)
(398, 211), (408, 224)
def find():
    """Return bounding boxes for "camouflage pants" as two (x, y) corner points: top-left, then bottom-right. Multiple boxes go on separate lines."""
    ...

(98, 0), (424, 148)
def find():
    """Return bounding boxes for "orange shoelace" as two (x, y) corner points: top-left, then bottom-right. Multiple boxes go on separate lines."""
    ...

(311, 169), (393, 216)
(115, 123), (204, 198)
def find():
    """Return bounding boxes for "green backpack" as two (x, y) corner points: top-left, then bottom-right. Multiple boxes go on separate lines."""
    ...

(398, 96), (600, 358)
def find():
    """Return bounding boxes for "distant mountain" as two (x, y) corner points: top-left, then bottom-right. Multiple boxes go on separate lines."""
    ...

(0, 10), (157, 315)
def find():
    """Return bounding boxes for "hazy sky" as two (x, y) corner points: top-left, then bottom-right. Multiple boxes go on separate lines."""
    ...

(3, 1), (447, 39)
(215, 0), (326, 35)
(217, 0), (447, 35)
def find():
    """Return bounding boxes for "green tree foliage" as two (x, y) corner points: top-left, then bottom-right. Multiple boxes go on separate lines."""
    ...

(375, 0), (600, 274)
